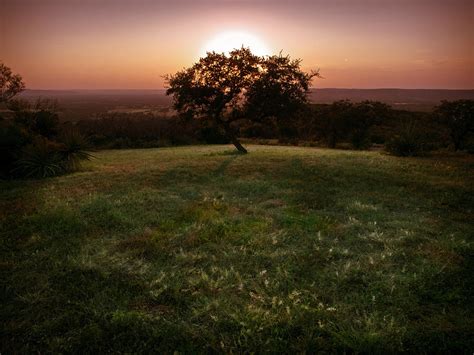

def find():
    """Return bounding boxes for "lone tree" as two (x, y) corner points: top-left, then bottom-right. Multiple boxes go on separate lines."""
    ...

(0, 62), (25, 105)
(165, 48), (318, 153)
(435, 100), (474, 151)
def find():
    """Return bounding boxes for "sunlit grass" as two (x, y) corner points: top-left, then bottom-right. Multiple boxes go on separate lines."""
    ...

(1, 145), (473, 352)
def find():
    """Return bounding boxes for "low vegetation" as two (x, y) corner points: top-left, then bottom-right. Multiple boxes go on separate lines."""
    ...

(1, 145), (473, 352)
(0, 99), (92, 178)
(2, 61), (473, 175)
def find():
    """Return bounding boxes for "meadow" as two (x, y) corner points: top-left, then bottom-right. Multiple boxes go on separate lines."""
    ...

(1, 145), (473, 352)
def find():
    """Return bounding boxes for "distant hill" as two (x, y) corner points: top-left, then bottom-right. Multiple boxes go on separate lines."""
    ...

(17, 88), (474, 120)
(18, 89), (172, 121)
(308, 88), (474, 111)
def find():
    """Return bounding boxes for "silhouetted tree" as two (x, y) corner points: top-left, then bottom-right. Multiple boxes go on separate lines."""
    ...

(0, 63), (25, 105)
(165, 48), (318, 153)
(435, 100), (474, 151)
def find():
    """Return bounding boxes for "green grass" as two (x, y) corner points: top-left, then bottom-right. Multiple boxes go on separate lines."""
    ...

(1, 145), (473, 353)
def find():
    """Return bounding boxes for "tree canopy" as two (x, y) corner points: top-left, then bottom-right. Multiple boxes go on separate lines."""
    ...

(435, 99), (474, 151)
(165, 48), (318, 153)
(0, 63), (25, 105)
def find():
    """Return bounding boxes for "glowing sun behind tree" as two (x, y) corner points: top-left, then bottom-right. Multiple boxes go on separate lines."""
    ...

(201, 31), (271, 56)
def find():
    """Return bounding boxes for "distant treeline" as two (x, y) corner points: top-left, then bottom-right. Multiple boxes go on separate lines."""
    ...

(75, 113), (228, 149)
(2, 98), (473, 178)
(74, 100), (472, 155)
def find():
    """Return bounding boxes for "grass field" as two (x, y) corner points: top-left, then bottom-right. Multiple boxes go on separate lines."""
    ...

(1, 145), (473, 353)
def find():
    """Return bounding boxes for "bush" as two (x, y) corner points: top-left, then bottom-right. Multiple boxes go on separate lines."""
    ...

(58, 129), (94, 171)
(199, 124), (229, 144)
(435, 100), (474, 151)
(76, 114), (208, 149)
(385, 120), (430, 157)
(0, 120), (32, 177)
(350, 131), (372, 150)
(1, 100), (93, 179)
(13, 138), (65, 178)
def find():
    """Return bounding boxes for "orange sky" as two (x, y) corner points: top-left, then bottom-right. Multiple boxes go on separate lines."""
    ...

(1, 0), (473, 89)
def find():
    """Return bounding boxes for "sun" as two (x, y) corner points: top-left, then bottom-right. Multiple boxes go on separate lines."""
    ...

(201, 31), (271, 57)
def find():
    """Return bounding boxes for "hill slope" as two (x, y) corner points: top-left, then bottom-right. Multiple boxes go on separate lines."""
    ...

(1, 145), (473, 352)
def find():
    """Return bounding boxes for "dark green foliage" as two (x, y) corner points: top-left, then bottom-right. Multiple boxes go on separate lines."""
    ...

(13, 138), (65, 178)
(312, 100), (353, 148)
(32, 108), (60, 138)
(435, 99), (474, 151)
(58, 129), (94, 171)
(385, 119), (430, 156)
(198, 121), (229, 144)
(8, 98), (59, 138)
(2, 99), (92, 178)
(309, 100), (391, 149)
(0, 120), (31, 176)
(76, 113), (229, 148)
(71, 99), (467, 155)
(347, 101), (391, 149)
(0, 64), (92, 179)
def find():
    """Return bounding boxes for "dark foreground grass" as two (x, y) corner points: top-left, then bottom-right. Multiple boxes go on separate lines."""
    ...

(1, 145), (473, 353)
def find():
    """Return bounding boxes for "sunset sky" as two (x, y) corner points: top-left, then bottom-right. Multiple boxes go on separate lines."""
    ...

(1, 0), (473, 89)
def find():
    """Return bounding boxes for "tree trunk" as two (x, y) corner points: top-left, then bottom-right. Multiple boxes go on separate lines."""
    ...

(230, 136), (248, 153)
(221, 120), (248, 154)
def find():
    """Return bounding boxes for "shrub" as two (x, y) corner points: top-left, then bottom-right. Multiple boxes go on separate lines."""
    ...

(33, 109), (60, 138)
(2, 103), (92, 178)
(348, 101), (391, 150)
(58, 129), (94, 171)
(13, 138), (65, 178)
(350, 131), (372, 150)
(199, 125), (229, 144)
(385, 120), (430, 157)
(0, 120), (32, 177)
(435, 100), (474, 151)
(76, 114), (206, 149)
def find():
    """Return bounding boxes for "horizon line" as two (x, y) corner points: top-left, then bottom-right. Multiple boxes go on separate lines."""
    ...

(21, 87), (474, 91)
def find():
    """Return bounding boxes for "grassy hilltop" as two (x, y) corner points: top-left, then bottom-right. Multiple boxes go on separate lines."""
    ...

(1, 145), (473, 352)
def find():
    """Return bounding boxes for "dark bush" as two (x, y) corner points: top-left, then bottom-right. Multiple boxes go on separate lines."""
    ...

(435, 100), (474, 151)
(33, 109), (60, 138)
(348, 101), (391, 149)
(13, 138), (65, 178)
(76, 113), (230, 149)
(199, 123), (230, 144)
(350, 131), (372, 150)
(58, 129), (94, 171)
(385, 120), (431, 157)
(0, 120), (32, 177)
(2, 99), (92, 179)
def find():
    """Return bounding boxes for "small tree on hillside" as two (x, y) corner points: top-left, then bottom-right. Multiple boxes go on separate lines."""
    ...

(0, 62), (25, 105)
(165, 48), (318, 153)
(435, 100), (474, 151)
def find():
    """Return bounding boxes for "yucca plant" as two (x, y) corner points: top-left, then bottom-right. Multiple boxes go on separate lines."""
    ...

(13, 139), (65, 178)
(58, 129), (94, 171)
